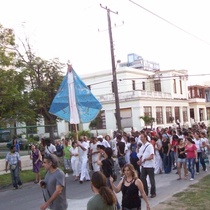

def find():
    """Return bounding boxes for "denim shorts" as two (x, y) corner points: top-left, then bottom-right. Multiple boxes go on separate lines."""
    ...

(178, 158), (186, 163)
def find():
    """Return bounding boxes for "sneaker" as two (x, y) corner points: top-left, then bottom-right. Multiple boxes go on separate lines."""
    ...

(13, 187), (18, 190)
(196, 172), (199, 175)
(18, 185), (22, 189)
(190, 178), (194, 181)
(65, 173), (69, 177)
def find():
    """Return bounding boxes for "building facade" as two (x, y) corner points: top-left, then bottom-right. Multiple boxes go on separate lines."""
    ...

(78, 66), (190, 134)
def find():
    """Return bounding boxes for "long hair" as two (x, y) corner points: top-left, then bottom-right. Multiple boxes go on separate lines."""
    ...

(91, 171), (116, 206)
(186, 137), (195, 144)
(122, 163), (138, 179)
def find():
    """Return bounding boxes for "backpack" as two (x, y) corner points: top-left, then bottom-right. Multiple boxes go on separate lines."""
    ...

(56, 144), (64, 157)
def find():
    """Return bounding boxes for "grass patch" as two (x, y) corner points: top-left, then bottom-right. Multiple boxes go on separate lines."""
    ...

(0, 167), (46, 188)
(162, 175), (210, 210)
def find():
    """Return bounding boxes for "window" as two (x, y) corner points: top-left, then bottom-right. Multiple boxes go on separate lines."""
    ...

(144, 106), (152, 117)
(120, 108), (132, 128)
(173, 79), (177, 93)
(154, 80), (161, 91)
(183, 107), (188, 122)
(132, 80), (136, 90)
(45, 125), (57, 133)
(166, 107), (172, 123)
(142, 81), (145, 90)
(156, 107), (163, 124)
(175, 107), (180, 122)
(190, 108), (194, 119)
(100, 111), (106, 129)
(207, 108), (210, 120)
(89, 111), (106, 129)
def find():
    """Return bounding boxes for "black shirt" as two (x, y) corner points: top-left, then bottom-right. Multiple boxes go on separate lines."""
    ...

(101, 158), (114, 178)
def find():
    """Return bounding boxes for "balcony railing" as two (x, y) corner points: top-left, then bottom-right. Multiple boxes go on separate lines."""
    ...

(97, 90), (172, 102)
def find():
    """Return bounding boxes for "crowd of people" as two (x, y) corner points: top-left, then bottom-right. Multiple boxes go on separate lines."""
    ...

(4, 121), (210, 210)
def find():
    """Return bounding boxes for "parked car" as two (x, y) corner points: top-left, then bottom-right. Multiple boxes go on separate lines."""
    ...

(6, 138), (28, 150)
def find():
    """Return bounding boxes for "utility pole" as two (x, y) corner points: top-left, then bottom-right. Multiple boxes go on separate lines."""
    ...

(100, 4), (122, 131)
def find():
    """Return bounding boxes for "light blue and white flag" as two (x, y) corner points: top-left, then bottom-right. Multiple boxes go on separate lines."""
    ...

(49, 64), (102, 123)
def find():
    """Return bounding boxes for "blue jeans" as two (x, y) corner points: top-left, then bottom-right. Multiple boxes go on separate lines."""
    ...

(163, 153), (171, 173)
(10, 165), (22, 188)
(170, 151), (177, 167)
(195, 152), (206, 172)
(187, 158), (195, 179)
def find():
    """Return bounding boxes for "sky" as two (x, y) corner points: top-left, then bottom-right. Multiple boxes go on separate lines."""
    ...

(1, 0), (210, 84)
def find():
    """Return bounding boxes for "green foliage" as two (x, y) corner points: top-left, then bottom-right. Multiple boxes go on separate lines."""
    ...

(67, 131), (76, 140)
(0, 24), (66, 139)
(78, 130), (91, 139)
(89, 111), (103, 130)
(139, 115), (155, 126)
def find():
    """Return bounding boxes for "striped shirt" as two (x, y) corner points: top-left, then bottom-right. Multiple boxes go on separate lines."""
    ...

(5, 152), (20, 165)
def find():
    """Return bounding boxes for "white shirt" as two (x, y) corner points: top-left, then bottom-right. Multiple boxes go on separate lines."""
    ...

(45, 144), (56, 154)
(98, 139), (110, 148)
(138, 142), (155, 168)
(78, 141), (89, 159)
(193, 138), (204, 152)
(69, 146), (79, 160)
(90, 142), (99, 161)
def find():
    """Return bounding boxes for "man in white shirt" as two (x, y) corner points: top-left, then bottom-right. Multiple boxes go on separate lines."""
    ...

(97, 135), (111, 148)
(137, 132), (156, 198)
(45, 138), (56, 155)
(77, 136), (90, 183)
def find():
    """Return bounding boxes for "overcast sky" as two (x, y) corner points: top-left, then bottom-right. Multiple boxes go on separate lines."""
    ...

(1, 0), (210, 84)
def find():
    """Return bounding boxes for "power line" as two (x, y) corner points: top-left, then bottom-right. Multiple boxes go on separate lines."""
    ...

(128, 0), (210, 46)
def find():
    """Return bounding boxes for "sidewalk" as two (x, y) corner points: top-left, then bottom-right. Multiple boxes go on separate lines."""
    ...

(0, 155), (32, 175)
(68, 170), (209, 210)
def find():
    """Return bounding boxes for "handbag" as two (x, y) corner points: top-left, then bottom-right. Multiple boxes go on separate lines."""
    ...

(201, 151), (208, 159)
(10, 164), (16, 170)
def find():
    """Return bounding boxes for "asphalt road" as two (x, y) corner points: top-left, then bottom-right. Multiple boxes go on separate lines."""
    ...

(1, 169), (209, 210)
(0, 173), (94, 210)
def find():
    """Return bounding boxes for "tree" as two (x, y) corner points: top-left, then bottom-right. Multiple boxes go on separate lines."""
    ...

(15, 37), (65, 139)
(140, 115), (155, 129)
(0, 24), (35, 131)
(89, 111), (103, 136)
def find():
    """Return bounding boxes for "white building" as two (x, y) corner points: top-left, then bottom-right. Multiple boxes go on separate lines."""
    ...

(75, 66), (190, 135)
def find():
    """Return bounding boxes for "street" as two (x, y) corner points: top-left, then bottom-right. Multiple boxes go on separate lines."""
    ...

(0, 174), (93, 210)
(0, 168), (209, 210)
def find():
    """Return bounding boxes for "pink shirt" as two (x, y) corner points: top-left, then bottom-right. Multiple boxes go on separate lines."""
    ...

(185, 144), (197, 159)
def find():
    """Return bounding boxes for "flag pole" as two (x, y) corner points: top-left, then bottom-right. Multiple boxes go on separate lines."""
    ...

(75, 124), (78, 141)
